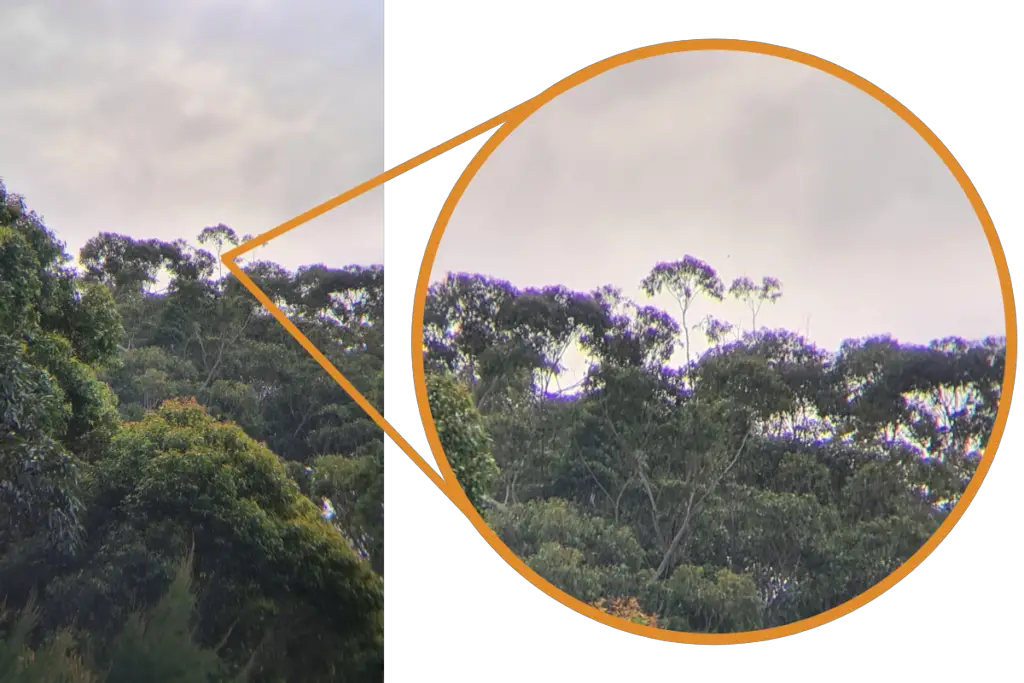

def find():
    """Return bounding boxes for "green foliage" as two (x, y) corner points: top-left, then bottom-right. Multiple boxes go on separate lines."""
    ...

(2, 181), (125, 609)
(425, 372), (500, 512)
(488, 499), (652, 604)
(487, 499), (645, 570)
(0, 602), (96, 683)
(484, 393), (579, 505)
(23, 333), (121, 459)
(2, 181), (384, 682)
(101, 347), (199, 420)
(78, 229), (384, 463)
(3, 148), (1003, 659)
(308, 446), (385, 574)
(424, 256), (1005, 633)
(648, 565), (763, 633)
(94, 549), (234, 683)
(0, 553), (249, 683)
(44, 399), (384, 683)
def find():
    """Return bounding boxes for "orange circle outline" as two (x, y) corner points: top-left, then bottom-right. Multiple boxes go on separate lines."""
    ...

(410, 38), (1018, 644)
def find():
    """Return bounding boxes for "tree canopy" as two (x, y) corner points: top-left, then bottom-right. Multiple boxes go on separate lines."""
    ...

(1, 179), (384, 681)
(2, 165), (1007, 671)
(423, 257), (1005, 633)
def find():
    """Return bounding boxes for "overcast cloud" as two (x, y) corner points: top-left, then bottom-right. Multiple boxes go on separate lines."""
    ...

(0, 0), (382, 270)
(2, 20), (1005, 373)
(431, 50), (1005, 379)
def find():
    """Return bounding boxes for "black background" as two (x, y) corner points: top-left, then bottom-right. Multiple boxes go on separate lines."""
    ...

(380, 24), (1011, 663)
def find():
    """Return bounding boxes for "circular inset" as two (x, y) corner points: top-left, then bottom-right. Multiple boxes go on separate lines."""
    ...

(407, 38), (1015, 647)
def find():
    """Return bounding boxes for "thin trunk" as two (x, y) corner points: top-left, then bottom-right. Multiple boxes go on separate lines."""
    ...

(653, 429), (751, 580)
(636, 464), (666, 551)
(614, 474), (634, 526)
(199, 309), (254, 394)
(577, 450), (615, 510)
(509, 468), (521, 505)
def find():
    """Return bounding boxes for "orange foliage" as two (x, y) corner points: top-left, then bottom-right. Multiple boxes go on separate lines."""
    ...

(592, 596), (659, 628)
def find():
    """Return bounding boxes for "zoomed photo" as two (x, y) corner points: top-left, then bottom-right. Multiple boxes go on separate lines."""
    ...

(420, 47), (1011, 635)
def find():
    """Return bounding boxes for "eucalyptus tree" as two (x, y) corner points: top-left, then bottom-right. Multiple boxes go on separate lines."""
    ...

(424, 253), (1005, 633)
(641, 255), (725, 383)
(728, 275), (783, 332)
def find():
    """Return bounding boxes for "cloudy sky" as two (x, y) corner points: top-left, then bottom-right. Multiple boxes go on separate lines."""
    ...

(431, 50), (1006, 380)
(2, 15), (1006, 380)
(0, 0), (382, 270)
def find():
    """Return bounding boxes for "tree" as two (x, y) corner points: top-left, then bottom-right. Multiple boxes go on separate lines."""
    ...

(3, 179), (385, 681)
(424, 254), (1005, 633)
(306, 445), (385, 575)
(80, 230), (384, 466)
(91, 548), (239, 683)
(1, 180), (123, 612)
(487, 498), (649, 605)
(1, 551), (252, 683)
(641, 256), (725, 381)
(425, 372), (500, 512)
(43, 399), (383, 683)
(0, 601), (96, 683)
(728, 275), (783, 332)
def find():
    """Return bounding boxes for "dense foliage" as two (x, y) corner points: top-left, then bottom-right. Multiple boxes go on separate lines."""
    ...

(423, 257), (1005, 633)
(1, 163), (1007, 673)
(1, 179), (384, 681)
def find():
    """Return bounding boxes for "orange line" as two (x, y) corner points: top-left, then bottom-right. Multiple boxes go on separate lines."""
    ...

(224, 37), (1018, 647)
(226, 267), (448, 491)
(221, 103), (528, 494)
(222, 103), (528, 262)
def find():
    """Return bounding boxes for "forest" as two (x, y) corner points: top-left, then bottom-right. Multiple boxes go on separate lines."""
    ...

(0, 165), (1007, 677)
(1, 179), (384, 682)
(423, 254), (1006, 632)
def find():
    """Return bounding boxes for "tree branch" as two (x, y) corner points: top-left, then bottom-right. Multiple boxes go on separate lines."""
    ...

(653, 428), (752, 580)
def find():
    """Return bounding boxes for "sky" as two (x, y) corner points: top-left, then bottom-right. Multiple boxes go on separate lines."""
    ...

(430, 50), (1006, 381)
(1, 16), (1006, 376)
(0, 0), (383, 271)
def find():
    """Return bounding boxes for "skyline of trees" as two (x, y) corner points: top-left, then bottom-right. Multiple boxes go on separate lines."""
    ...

(2, 178), (384, 682)
(424, 255), (1007, 632)
(2, 169), (1012, 678)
